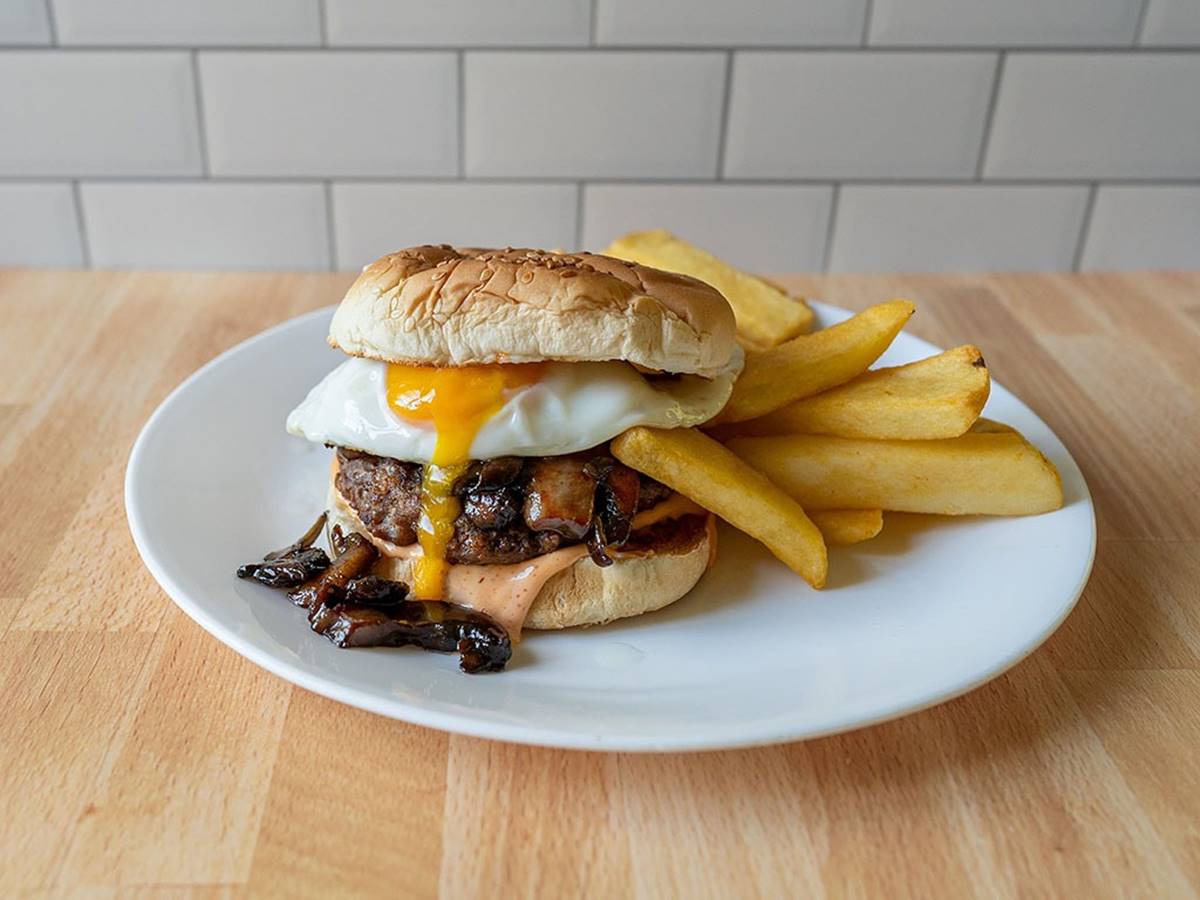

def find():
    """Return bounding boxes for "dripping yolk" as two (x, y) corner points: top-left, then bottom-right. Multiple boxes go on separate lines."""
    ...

(385, 362), (545, 599)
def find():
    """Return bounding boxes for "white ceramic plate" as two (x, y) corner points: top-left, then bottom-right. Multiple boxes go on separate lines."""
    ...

(126, 302), (1094, 752)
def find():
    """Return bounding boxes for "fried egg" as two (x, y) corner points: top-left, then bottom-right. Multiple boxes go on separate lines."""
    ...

(286, 352), (743, 465)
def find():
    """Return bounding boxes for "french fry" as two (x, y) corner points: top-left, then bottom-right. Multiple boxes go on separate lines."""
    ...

(727, 431), (1063, 516)
(970, 417), (1016, 434)
(712, 300), (915, 426)
(611, 426), (827, 588)
(809, 509), (884, 546)
(602, 230), (814, 348)
(713, 345), (989, 441)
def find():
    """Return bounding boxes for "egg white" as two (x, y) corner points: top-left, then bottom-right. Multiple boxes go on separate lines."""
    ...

(286, 350), (743, 463)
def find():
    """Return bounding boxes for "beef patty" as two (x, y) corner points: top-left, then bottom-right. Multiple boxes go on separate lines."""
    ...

(335, 447), (675, 566)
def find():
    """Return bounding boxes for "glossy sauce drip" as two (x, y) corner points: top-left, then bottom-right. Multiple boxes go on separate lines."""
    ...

(385, 362), (546, 599)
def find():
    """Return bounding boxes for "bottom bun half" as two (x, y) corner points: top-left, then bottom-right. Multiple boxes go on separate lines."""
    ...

(326, 480), (716, 631)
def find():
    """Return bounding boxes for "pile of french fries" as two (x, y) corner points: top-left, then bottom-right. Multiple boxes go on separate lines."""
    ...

(604, 230), (1064, 590)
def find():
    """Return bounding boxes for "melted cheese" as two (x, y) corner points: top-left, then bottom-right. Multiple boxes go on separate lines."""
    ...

(630, 493), (706, 529)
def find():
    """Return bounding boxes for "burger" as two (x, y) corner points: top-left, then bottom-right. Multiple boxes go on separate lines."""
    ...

(284, 245), (741, 641)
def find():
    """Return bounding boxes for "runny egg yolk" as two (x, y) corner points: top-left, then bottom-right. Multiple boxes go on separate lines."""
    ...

(385, 362), (546, 599)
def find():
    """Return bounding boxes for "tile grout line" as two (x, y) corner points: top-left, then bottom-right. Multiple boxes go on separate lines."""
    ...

(1, 175), (1196, 187)
(43, 0), (58, 44)
(190, 51), (211, 177)
(821, 183), (841, 273)
(588, 0), (598, 46)
(714, 50), (734, 179)
(317, 0), (329, 46)
(1, 43), (1193, 53)
(575, 182), (585, 249)
(324, 181), (338, 271)
(1132, 0), (1152, 46)
(1071, 183), (1099, 271)
(456, 51), (466, 179)
(859, 0), (876, 46)
(70, 180), (91, 267)
(974, 51), (1006, 180)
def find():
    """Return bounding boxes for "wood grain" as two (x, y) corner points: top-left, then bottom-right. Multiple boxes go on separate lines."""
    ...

(2, 268), (1197, 899)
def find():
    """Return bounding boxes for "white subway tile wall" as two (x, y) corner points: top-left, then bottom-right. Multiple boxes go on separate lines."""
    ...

(465, 52), (725, 177)
(81, 183), (330, 270)
(868, 0), (1143, 47)
(333, 183), (578, 269)
(200, 52), (458, 176)
(0, 0), (1196, 272)
(1080, 186), (1200, 269)
(724, 52), (996, 178)
(0, 0), (50, 44)
(0, 184), (83, 267)
(984, 54), (1200, 178)
(828, 186), (1090, 273)
(52, 0), (322, 46)
(1139, 0), (1200, 46)
(581, 184), (833, 271)
(325, 0), (590, 47)
(595, 0), (867, 47)
(0, 52), (202, 176)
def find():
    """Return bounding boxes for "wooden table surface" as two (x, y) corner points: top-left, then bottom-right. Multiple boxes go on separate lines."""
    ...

(3, 268), (1198, 898)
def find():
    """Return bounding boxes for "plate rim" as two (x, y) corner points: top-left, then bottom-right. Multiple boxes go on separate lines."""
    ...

(125, 302), (1096, 752)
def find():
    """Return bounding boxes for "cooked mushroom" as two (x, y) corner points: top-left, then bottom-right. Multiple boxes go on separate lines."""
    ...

(456, 456), (524, 494)
(579, 456), (640, 566)
(313, 600), (511, 673)
(524, 457), (596, 539)
(344, 574), (409, 606)
(328, 522), (349, 557)
(597, 460), (640, 546)
(237, 518), (511, 673)
(586, 515), (613, 567)
(287, 531), (377, 610)
(237, 513), (331, 587)
(462, 489), (522, 529)
(265, 512), (327, 559)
